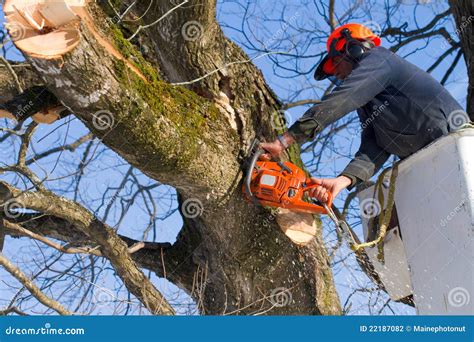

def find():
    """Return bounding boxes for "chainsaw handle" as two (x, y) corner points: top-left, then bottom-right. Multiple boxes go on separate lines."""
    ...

(245, 146), (265, 205)
(303, 182), (333, 209)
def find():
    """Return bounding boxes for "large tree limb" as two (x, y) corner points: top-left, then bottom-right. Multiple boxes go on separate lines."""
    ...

(0, 181), (175, 315)
(29, 24), (238, 198)
(0, 62), (43, 102)
(1, 213), (199, 292)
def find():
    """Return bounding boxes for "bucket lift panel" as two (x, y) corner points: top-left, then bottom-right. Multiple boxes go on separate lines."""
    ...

(358, 129), (474, 314)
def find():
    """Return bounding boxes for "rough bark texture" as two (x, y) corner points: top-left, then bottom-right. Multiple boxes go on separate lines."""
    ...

(1, 0), (341, 315)
(449, 0), (474, 118)
(0, 63), (43, 102)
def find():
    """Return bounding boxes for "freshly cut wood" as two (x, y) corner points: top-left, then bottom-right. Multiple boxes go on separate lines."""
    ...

(276, 209), (318, 246)
(5, 28), (81, 59)
(38, 1), (80, 27)
(0, 102), (62, 124)
(31, 105), (63, 123)
(3, 0), (84, 59)
(4, 0), (146, 80)
(0, 109), (16, 120)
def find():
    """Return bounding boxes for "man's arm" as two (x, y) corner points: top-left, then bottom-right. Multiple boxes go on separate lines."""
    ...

(288, 48), (393, 144)
(338, 124), (391, 190)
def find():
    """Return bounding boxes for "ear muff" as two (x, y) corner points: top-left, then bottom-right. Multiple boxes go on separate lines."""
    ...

(340, 28), (366, 61)
(345, 40), (365, 60)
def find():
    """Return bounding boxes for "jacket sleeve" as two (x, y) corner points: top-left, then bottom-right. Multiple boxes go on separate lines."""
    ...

(338, 124), (391, 190)
(288, 48), (393, 144)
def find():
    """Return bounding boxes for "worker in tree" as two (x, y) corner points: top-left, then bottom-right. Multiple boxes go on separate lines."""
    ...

(261, 23), (465, 203)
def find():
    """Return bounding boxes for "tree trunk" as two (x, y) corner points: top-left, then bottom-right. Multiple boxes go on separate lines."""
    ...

(449, 0), (474, 118)
(1, 0), (341, 314)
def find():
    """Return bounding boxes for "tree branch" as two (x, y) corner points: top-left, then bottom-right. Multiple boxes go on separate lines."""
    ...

(0, 253), (72, 315)
(0, 180), (175, 315)
(25, 133), (94, 166)
(1, 212), (198, 290)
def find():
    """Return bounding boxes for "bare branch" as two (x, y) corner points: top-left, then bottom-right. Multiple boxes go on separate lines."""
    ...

(0, 253), (72, 315)
(127, 0), (190, 40)
(0, 181), (175, 315)
(0, 56), (23, 92)
(0, 306), (28, 316)
(25, 133), (94, 166)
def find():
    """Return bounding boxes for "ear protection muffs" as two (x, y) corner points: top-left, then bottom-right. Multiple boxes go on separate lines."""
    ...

(328, 28), (373, 62)
(339, 28), (366, 61)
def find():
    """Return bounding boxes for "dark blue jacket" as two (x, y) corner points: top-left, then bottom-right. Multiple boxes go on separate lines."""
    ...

(288, 46), (463, 189)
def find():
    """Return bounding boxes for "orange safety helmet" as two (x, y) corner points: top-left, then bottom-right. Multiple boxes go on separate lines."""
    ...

(314, 23), (381, 81)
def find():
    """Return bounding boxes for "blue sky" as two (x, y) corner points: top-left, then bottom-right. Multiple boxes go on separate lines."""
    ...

(0, 0), (468, 315)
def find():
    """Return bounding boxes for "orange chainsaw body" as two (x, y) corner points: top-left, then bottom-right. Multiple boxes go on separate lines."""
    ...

(244, 159), (332, 214)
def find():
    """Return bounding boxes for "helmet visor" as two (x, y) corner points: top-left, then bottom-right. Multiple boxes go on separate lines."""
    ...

(314, 55), (338, 80)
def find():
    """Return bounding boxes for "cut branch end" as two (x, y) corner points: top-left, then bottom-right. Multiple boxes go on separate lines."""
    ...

(3, 0), (86, 59)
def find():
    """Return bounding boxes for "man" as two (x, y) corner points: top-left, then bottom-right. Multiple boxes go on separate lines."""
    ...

(261, 23), (464, 203)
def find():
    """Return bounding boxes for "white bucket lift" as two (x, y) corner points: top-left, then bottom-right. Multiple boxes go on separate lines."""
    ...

(357, 128), (474, 314)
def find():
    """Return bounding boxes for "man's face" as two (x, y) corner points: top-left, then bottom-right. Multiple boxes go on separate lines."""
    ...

(332, 55), (354, 80)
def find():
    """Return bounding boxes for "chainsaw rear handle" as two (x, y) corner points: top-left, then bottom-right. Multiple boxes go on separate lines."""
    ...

(303, 181), (334, 209)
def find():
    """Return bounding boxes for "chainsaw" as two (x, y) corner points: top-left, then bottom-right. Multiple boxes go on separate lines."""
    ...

(243, 139), (332, 214)
(242, 139), (387, 291)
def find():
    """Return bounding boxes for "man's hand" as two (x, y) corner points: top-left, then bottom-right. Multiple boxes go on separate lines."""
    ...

(308, 175), (352, 202)
(259, 132), (295, 160)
